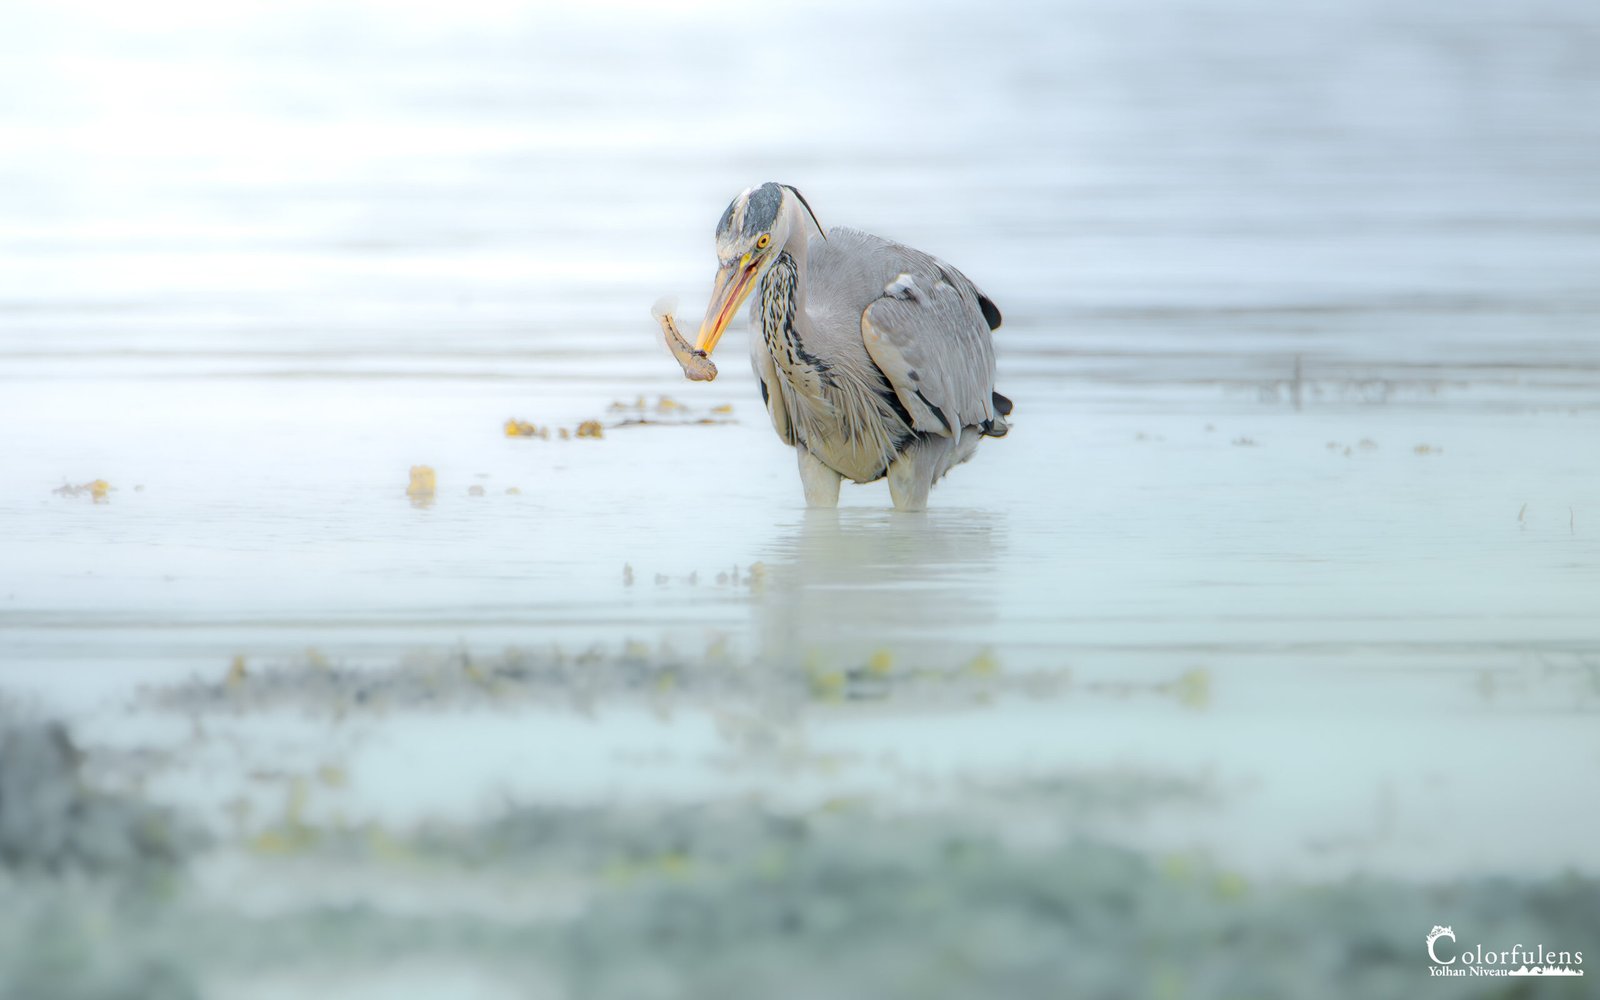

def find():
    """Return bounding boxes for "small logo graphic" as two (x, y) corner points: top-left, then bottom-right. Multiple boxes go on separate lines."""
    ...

(1427, 926), (1455, 965)
(1427, 925), (1584, 977)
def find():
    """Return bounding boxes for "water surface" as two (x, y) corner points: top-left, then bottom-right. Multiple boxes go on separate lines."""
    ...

(1, 3), (1598, 984)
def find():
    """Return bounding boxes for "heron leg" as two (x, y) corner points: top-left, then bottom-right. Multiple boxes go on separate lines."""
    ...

(797, 447), (841, 508)
(886, 443), (939, 512)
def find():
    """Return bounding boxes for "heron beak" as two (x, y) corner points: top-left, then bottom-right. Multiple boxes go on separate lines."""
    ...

(696, 257), (760, 354)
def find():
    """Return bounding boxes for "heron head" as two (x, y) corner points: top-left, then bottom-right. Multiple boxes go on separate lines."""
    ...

(696, 182), (824, 354)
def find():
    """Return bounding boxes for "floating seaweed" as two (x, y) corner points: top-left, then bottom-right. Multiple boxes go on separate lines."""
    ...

(405, 466), (436, 507)
(505, 419), (550, 439)
(53, 479), (112, 503)
(507, 398), (734, 442)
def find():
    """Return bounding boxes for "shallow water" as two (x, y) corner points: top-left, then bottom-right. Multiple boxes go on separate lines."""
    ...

(2, 0), (1599, 994)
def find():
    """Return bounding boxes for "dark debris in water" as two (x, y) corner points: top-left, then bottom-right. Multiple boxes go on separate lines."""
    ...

(138, 645), (1204, 719)
(505, 397), (736, 442)
(607, 395), (735, 423)
(50, 479), (113, 503)
(146, 645), (777, 718)
(0, 721), (202, 876)
(0, 717), (1590, 1000)
(2, 795), (1597, 1000)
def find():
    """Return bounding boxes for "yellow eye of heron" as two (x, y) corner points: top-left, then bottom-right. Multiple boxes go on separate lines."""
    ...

(756, 233), (771, 249)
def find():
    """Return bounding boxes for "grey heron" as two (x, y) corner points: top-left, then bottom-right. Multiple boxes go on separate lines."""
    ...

(694, 182), (1011, 512)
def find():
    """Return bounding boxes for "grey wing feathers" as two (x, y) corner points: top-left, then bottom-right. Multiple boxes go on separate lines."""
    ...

(815, 228), (998, 438)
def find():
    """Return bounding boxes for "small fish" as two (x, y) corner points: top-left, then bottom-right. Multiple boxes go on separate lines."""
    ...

(652, 297), (717, 382)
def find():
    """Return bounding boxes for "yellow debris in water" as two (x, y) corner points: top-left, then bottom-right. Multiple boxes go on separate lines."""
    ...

(656, 396), (684, 412)
(866, 649), (894, 676)
(505, 419), (550, 439)
(817, 795), (862, 814)
(52, 479), (113, 502)
(711, 404), (734, 414)
(406, 465), (436, 500)
(226, 655), (248, 689)
(1153, 968), (1186, 1000)
(245, 778), (320, 855)
(966, 650), (1001, 677)
(802, 649), (843, 700)
(575, 420), (604, 439)
(286, 776), (309, 828)
(1160, 853), (1194, 883)
(810, 669), (846, 702)
(1213, 871), (1249, 899)
(249, 829), (295, 855)
(367, 826), (412, 862)
(1172, 668), (1211, 709)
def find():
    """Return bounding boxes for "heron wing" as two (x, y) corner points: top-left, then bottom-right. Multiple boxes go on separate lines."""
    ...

(817, 228), (997, 438)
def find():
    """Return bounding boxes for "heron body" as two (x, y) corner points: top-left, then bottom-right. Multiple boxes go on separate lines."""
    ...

(694, 183), (1010, 512)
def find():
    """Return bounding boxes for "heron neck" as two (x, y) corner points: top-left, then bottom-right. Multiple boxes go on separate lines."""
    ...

(759, 252), (805, 341)
(759, 252), (829, 385)
(780, 232), (810, 318)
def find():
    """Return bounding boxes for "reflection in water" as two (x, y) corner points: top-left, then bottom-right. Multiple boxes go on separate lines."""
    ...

(752, 508), (1009, 677)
